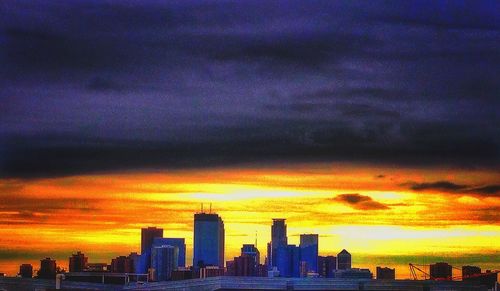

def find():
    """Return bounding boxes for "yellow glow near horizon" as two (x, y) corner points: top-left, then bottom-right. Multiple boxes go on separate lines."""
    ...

(0, 163), (499, 276)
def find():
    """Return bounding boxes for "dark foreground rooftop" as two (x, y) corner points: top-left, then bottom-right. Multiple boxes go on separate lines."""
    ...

(0, 276), (494, 291)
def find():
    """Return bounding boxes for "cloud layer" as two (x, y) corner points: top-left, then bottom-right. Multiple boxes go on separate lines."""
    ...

(1, 0), (499, 178)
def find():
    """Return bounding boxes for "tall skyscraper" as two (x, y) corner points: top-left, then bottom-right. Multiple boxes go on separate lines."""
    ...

(270, 219), (287, 268)
(299, 234), (318, 273)
(151, 245), (179, 281)
(193, 212), (225, 268)
(69, 251), (88, 272)
(141, 227), (163, 271)
(153, 238), (186, 267)
(337, 249), (351, 270)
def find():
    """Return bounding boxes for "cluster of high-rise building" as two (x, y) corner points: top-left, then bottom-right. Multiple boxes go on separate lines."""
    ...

(14, 210), (498, 288)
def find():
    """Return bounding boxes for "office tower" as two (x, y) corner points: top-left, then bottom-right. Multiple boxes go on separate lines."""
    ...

(193, 212), (225, 268)
(241, 244), (260, 268)
(151, 245), (179, 281)
(430, 262), (452, 280)
(337, 249), (351, 270)
(271, 219), (287, 268)
(38, 258), (56, 279)
(299, 234), (318, 273)
(462, 265), (481, 279)
(153, 238), (186, 267)
(111, 255), (134, 273)
(69, 251), (88, 272)
(141, 227), (163, 272)
(19, 264), (33, 278)
(318, 256), (336, 278)
(276, 245), (300, 278)
(376, 266), (395, 279)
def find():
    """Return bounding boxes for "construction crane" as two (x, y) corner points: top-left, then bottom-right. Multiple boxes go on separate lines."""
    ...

(410, 263), (499, 282)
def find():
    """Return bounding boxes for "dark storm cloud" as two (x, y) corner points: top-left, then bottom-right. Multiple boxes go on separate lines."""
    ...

(405, 181), (499, 197)
(0, 0), (499, 178)
(331, 194), (390, 210)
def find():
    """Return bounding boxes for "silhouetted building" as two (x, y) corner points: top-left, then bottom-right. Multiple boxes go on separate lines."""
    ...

(430, 262), (452, 280)
(128, 252), (141, 273)
(193, 213), (225, 268)
(318, 256), (336, 278)
(233, 255), (255, 276)
(110, 256), (134, 273)
(270, 219), (287, 269)
(276, 245), (300, 277)
(256, 264), (268, 277)
(337, 249), (351, 270)
(69, 251), (88, 272)
(171, 267), (193, 281)
(299, 234), (318, 273)
(151, 245), (178, 281)
(153, 237), (186, 267)
(19, 264), (33, 278)
(141, 227), (163, 272)
(376, 266), (395, 279)
(462, 265), (481, 279)
(332, 268), (373, 279)
(38, 258), (56, 279)
(241, 244), (260, 266)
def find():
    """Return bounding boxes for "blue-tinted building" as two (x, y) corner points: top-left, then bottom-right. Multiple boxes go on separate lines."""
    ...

(153, 238), (186, 267)
(141, 227), (163, 272)
(193, 213), (225, 268)
(151, 245), (179, 281)
(299, 234), (318, 273)
(270, 219), (287, 269)
(276, 245), (300, 277)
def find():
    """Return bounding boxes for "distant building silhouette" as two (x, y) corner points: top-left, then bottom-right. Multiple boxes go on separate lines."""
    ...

(193, 212), (225, 268)
(462, 265), (481, 278)
(19, 264), (33, 278)
(141, 227), (163, 272)
(430, 262), (452, 280)
(171, 267), (193, 281)
(110, 255), (134, 273)
(299, 234), (318, 273)
(337, 249), (351, 270)
(270, 219), (287, 270)
(318, 256), (336, 278)
(376, 266), (395, 279)
(69, 251), (88, 272)
(151, 245), (178, 281)
(38, 258), (56, 279)
(153, 237), (186, 267)
(241, 244), (260, 267)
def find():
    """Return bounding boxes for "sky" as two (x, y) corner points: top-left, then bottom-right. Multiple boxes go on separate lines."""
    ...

(0, 0), (499, 279)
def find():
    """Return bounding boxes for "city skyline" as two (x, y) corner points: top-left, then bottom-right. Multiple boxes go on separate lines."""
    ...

(0, 0), (499, 284)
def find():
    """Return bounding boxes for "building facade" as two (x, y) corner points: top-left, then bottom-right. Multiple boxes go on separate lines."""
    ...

(430, 262), (452, 280)
(19, 264), (33, 278)
(38, 258), (56, 279)
(193, 213), (225, 268)
(153, 238), (186, 267)
(141, 227), (164, 272)
(299, 234), (318, 273)
(270, 219), (287, 269)
(151, 245), (179, 281)
(69, 251), (88, 272)
(318, 256), (336, 278)
(337, 249), (351, 270)
(376, 266), (395, 279)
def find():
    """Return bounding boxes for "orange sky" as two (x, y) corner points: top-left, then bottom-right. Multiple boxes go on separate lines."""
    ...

(0, 162), (499, 278)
